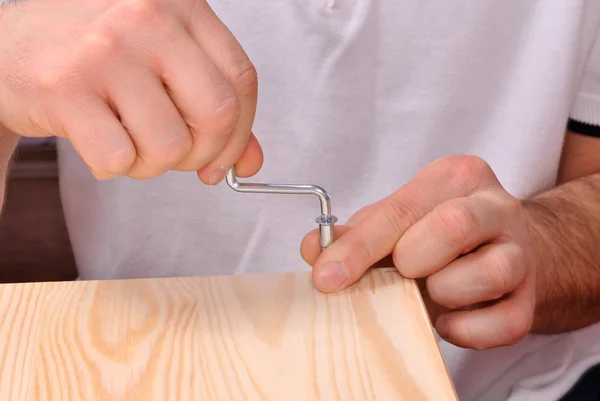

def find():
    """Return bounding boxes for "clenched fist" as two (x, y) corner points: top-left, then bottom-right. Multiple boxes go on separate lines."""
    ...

(301, 156), (537, 350)
(0, 0), (262, 182)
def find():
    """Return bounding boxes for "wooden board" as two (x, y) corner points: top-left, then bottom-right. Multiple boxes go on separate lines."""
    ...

(0, 268), (456, 401)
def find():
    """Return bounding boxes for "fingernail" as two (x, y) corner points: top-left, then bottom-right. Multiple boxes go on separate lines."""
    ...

(316, 262), (349, 292)
(207, 165), (230, 185)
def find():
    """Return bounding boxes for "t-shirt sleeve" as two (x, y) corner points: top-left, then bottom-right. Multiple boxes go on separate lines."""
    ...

(568, 33), (600, 137)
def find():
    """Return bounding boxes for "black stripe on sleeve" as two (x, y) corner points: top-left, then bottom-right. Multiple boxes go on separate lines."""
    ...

(567, 118), (600, 138)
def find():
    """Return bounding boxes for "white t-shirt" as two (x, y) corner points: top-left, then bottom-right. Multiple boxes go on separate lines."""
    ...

(26, 0), (600, 399)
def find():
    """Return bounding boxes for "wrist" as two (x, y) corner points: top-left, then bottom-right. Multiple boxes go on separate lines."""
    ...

(522, 199), (554, 332)
(522, 186), (600, 333)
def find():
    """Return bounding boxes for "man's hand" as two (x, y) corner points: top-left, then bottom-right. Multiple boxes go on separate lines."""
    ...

(0, 0), (262, 182)
(301, 156), (536, 350)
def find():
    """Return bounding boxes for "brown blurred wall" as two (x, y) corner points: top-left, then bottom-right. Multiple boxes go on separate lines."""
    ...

(0, 141), (78, 283)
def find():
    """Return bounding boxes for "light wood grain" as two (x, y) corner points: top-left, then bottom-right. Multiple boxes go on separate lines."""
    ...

(0, 268), (456, 401)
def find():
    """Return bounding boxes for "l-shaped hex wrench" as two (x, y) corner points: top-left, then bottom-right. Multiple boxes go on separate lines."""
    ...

(225, 167), (338, 249)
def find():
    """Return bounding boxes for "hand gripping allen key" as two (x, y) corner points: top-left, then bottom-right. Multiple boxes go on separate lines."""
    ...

(225, 167), (338, 249)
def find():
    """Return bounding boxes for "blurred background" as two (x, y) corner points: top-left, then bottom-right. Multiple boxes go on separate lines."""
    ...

(0, 137), (78, 283)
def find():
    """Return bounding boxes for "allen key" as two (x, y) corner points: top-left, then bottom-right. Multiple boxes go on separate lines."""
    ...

(225, 167), (338, 249)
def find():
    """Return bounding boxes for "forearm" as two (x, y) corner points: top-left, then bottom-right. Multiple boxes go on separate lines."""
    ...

(0, 124), (19, 212)
(524, 173), (600, 333)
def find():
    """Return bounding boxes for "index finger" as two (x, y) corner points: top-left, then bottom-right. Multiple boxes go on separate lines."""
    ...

(187, 4), (261, 183)
(311, 156), (498, 293)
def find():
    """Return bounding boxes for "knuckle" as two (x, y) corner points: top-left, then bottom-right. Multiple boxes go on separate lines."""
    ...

(36, 66), (76, 93)
(62, 119), (135, 175)
(102, 145), (137, 175)
(228, 59), (258, 97)
(205, 90), (240, 136)
(354, 231), (377, 267)
(482, 251), (515, 296)
(187, 88), (239, 139)
(434, 200), (478, 249)
(504, 195), (525, 219)
(383, 197), (422, 235)
(449, 156), (494, 186)
(503, 307), (532, 344)
(138, 133), (192, 172)
(116, 0), (168, 26)
(158, 132), (193, 166)
(457, 315), (480, 350)
(80, 29), (121, 62)
(36, 71), (60, 93)
(100, 0), (178, 45)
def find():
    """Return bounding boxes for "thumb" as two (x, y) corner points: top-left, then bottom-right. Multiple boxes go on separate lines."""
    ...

(301, 201), (381, 266)
(301, 225), (352, 266)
